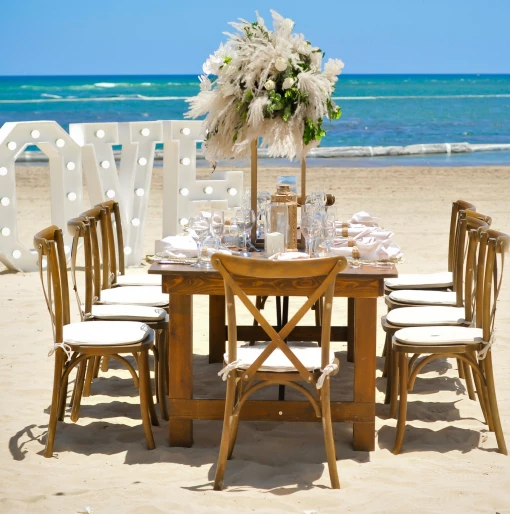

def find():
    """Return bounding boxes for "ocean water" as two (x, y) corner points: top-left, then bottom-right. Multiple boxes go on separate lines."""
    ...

(1, 74), (510, 165)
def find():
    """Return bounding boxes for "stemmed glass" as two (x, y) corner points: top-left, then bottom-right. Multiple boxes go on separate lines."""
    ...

(301, 212), (322, 257)
(256, 191), (271, 239)
(187, 215), (210, 267)
(234, 208), (256, 257)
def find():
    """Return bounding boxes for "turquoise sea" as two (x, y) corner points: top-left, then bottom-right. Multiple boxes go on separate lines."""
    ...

(1, 74), (509, 165)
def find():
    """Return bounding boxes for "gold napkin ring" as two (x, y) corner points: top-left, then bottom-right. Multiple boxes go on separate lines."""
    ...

(341, 221), (349, 228)
(347, 237), (355, 247)
(352, 246), (360, 259)
(342, 227), (348, 237)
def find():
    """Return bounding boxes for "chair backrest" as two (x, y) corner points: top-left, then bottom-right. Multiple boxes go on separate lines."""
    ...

(452, 212), (491, 307)
(212, 254), (347, 383)
(448, 200), (476, 272)
(95, 200), (125, 282)
(475, 229), (509, 343)
(67, 216), (96, 320)
(34, 226), (70, 345)
(80, 206), (111, 292)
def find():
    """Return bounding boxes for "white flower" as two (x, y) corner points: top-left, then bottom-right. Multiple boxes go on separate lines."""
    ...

(282, 77), (295, 90)
(264, 79), (276, 91)
(297, 42), (311, 56)
(324, 58), (345, 82)
(202, 43), (233, 75)
(275, 57), (288, 72)
(198, 75), (212, 91)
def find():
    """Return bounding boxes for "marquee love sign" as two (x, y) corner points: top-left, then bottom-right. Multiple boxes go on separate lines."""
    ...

(0, 120), (243, 271)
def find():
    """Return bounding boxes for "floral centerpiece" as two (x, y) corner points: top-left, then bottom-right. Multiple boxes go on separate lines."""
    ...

(186, 10), (344, 165)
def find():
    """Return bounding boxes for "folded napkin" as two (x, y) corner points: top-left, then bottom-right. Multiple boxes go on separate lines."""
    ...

(331, 239), (402, 261)
(335, 226), (394, 240)
(349, 211), (379, 226)
(155, 235), (198, 257)
(268, 252), (310, 261)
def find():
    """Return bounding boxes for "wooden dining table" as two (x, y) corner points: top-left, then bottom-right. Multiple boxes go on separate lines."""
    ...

(149, 261), (397, 451)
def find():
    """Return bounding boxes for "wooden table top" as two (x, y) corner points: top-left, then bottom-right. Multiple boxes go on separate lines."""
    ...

(149, 260), (398, 279)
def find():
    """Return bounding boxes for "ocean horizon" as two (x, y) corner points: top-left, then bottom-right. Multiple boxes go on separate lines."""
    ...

(2, 73), (510, 166)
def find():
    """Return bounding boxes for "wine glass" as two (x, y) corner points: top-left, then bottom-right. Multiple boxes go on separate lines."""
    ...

(187, 215), (210, 267)
(234, 208), (256, 257)
(301, 213), (322, 257)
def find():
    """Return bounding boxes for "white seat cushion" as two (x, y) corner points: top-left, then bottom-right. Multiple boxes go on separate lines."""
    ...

(99, 286), (168, 307)
(394, 326), (483, 346)
(116, 274), (162, 287)
(389, 290), (457, 306)
(87, 304), (167, 322)
(385, 271), (453, 290)
(224, 342), (334, 372)
(64, 321), (152, 346)
(386, 306), (466, 327)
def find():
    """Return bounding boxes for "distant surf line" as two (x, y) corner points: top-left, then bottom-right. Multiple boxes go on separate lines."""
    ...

(1, 93), (510, 104)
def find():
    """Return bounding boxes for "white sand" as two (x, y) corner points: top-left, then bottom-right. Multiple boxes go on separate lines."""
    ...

(1, 165), (510, 513)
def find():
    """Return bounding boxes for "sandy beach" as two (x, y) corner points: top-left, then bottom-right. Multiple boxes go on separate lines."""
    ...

(1, 164), (510, 513)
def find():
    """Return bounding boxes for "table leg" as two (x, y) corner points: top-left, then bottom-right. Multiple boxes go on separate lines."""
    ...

(352, 297), (376, 451)
(347, 298), (355, 363)
(168, 294), (193, 447)
(209, 295), (226, 363)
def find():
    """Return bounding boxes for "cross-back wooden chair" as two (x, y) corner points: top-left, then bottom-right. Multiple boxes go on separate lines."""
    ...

(385, 210), (492, 311)
(389, 228), (509, 455)
(68, 213), (169, 420)
(34, 225), (157, 457)
(384, 199), (476, 293)
(96, 200), (161, 286)
(381, 214), (491, 401)
(211, 254), (347, 490)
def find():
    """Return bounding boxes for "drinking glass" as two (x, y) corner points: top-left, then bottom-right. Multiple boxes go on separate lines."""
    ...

(187, 215), (210, 267)
(234, 208), (256, 257)
(301, 213), (322, 257)
(197, 233), (220, 268)
(256, 191), (271, 239)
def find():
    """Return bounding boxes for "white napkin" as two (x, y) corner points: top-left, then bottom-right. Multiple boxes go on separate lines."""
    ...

(335, 226), (394, 240)
(268, 252), (310, 261)
(349, 211), (379, 226)
(330, 239), (402, 260)
(155, 235), (198, 257)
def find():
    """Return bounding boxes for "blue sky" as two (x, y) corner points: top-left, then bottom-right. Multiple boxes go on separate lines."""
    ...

(1, 0), (509, 75)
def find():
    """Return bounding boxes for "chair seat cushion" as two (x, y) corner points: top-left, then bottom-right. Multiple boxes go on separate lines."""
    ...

(99, 286), (168, 307)
(394, 326), (483, 346)
(224, 342), (335, 372)
(64, 321), (152, 346)
(386, 306), (466, 327)
(389, 290), (457, 306)
(87, 304), (167, 322)
(116, 274), (162, 287)
(385, 271), (452, 290)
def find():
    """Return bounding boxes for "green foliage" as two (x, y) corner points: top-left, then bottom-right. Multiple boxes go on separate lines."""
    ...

(303, 118), (326, 145)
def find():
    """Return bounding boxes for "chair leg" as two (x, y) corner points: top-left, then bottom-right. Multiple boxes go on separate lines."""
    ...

(83, 356), (95, 397)
(484, 353), (507, 455)
(389, 346), (399, 417)
(57, 374), (69, 421)
(101, 356), (110, 373)
(457, 358), (465, 379)
(462, 358), (476, 401)
(137, 349), (156, 450)
(92, 356), (101, 378)
(392, 352), (409, 455)
(44, 353), (64, 458)
(70, 360), (87, 422)
(214, 374), (237, 491)
(320, 380), (340, 489)
(382, 332), (391, 378)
